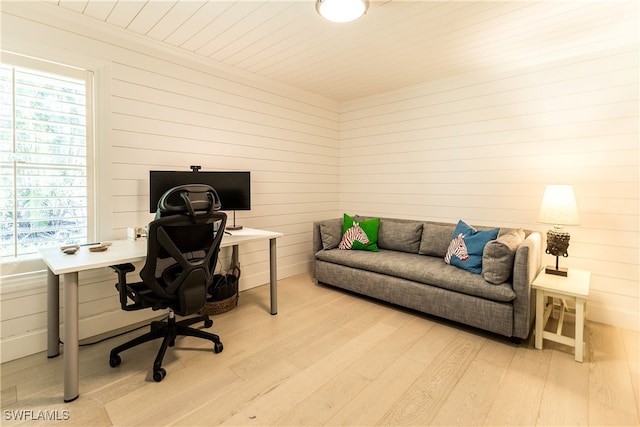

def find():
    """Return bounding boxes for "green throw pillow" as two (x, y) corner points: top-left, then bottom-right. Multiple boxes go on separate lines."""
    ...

(339, 214), (380, 251)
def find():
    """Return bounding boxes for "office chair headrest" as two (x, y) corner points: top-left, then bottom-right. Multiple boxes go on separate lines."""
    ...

(158, 184), (222, 218)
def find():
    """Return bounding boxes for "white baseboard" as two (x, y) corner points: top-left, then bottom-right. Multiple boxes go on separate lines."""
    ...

(238, 260), (311, 291)
(0, 309), (162, 363)
(1, 330), (46, 363)
(589, 303), (639, 331)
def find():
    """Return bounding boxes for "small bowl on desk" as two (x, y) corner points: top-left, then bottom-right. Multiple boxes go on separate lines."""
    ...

(60, 245), (80, 255)
(89, 244), (110, 252)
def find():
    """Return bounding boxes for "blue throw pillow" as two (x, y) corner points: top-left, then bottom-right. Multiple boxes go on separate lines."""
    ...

(444, 220), (499, 274)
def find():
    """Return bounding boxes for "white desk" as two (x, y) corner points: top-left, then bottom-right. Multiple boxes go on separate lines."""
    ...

(40, 227), (282, 402)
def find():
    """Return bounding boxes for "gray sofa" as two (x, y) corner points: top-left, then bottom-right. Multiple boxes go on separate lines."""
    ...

(312, 216), (542, 341)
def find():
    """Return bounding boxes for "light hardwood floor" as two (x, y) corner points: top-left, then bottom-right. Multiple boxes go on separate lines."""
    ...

(2, 272), (639, 426)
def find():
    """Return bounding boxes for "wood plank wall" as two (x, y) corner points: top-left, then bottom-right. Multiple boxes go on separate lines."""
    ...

(0, 3), (339, 362)
(107, 53), (339, 283)
(339, 46), (639, 330)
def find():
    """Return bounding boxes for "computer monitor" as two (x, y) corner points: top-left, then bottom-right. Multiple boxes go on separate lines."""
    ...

(149, 170), (250, 229)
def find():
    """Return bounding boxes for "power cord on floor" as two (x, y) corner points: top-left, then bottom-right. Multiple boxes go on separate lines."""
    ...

(58, 315), (169, 347)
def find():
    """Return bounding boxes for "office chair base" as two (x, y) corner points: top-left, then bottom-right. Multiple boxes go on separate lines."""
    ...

(109, 314), (223, 382)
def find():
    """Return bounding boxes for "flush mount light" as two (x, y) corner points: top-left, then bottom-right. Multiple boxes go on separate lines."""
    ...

(316, 0), (369, 23)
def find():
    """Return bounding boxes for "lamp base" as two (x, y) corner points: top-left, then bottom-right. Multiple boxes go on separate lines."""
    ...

(545, 265), (568, 277)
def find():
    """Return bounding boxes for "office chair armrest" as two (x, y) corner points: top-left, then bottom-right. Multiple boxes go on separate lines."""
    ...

(111, 263), (136, 280)
(110, 263), (138, 310)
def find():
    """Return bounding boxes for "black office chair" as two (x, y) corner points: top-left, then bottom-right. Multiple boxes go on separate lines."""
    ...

(109, 184), (227, 382)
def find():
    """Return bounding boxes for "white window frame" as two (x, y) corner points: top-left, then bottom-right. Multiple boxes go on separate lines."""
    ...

(1, 51), (96, 276)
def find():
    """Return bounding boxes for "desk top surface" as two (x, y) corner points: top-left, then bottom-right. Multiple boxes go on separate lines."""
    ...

(39, 227), (282, 275)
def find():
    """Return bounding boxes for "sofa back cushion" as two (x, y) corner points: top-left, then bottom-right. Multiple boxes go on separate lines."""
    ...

(377, 218), (423, 253)
(418, 222), (456, 257)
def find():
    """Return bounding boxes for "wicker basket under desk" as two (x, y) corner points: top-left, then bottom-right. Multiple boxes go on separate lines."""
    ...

(200, 266), (240, 315)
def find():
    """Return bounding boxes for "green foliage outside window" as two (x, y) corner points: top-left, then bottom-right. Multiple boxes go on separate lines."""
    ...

(0, 64), (88, 259)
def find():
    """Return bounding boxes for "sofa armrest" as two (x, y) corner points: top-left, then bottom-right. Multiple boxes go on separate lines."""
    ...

(511, 231), (542, 339)
(312, 221), (324, 253)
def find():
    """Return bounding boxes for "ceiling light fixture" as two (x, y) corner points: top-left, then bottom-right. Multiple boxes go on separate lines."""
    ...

(316, 0), (369, 23)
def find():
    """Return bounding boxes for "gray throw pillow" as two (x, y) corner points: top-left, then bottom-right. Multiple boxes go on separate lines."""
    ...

(320, 218), (343, 250)
(482, 229), (525, 285)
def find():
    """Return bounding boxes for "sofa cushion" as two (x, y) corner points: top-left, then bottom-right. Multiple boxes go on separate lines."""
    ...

(315, 249), (516, 302)
(418, 222), (456, 257)
(320, 218), (343, 250)
(377, 219), (423, 253)
(445, 220), (499, 274)
(339, 214), (380, 251)
(483, 229), (525, 284)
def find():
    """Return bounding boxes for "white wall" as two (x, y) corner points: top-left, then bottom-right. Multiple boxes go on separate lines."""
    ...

(0, 2), (340, 362)
(339, 42), (639, 330)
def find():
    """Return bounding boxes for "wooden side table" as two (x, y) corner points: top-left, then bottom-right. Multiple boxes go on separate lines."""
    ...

(533, 268), (591, 362)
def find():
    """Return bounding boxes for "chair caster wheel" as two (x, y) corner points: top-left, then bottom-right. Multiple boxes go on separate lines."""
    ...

(204, 319), (213, 328)
(153, 368), (166, 382)
(214, 342), (223, 353)
(109, 354), (121, 368)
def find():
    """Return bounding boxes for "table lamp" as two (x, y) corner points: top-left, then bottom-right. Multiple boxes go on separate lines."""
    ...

(537, 185), (580, 276)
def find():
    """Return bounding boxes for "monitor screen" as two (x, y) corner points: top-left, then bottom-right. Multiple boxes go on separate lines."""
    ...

(149, 170), (251, 213)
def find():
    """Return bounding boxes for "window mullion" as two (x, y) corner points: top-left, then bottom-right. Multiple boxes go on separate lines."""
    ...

(11, 66), (18, 258)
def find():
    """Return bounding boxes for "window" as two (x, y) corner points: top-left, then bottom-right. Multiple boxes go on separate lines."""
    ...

(1, 54), (94, 262)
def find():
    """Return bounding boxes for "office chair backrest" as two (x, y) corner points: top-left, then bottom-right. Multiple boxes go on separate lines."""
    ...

(156, 183), (222, 219)
(140, 184), (227, 315)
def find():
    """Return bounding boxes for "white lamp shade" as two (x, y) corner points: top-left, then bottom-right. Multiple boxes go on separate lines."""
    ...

(537, 185), (580, 225)
(316, 0), (368, 23)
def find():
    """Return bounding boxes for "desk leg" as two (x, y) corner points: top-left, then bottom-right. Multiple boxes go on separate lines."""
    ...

(575, 297), (585, 362)
(47, 269), (60, 358)
(63, 272), (80, 402)
(535, 289), (544, 350)
(269, 238), (277, 315)
(231, 244), (239, 267)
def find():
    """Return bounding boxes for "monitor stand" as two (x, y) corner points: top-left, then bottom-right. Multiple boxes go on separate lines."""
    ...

(226, 210), (243, 231)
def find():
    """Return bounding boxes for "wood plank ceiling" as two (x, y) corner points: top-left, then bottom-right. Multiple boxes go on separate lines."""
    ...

(47, 0), (635, 102)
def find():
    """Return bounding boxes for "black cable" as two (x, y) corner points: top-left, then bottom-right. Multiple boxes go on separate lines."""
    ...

(58, 315), (169, 347)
